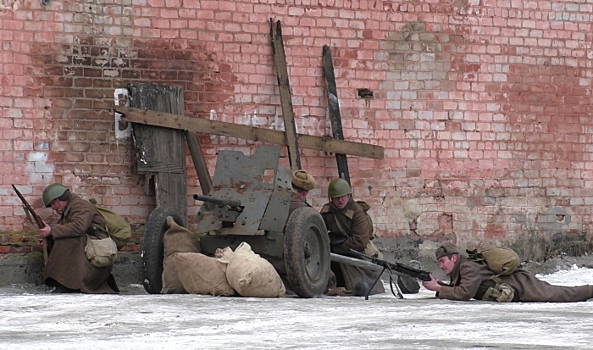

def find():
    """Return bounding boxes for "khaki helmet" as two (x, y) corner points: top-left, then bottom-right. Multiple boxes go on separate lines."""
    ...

(42, 183), (68, 207)
(328, 178), (352, 198)
(291, 170), (316, 191)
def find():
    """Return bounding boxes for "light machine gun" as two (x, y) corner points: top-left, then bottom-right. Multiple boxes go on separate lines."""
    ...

(348, 249), (431, 300)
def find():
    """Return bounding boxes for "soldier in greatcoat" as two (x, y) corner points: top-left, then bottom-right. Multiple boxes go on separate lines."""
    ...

(321, 178), (385, 296)
(38, 183), (119, 294)
(270, 170), (318, 295)
(422, 242), (593, 302)
(288, 170), (316, 214)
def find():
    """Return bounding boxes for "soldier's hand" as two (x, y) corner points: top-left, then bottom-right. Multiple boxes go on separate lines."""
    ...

(421, 274), (442, 292)
(39, 223), (52, 238)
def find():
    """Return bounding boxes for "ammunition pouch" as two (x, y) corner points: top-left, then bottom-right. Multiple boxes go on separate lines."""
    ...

(85, 235), (117, 268)
(482, 282), (515, 302)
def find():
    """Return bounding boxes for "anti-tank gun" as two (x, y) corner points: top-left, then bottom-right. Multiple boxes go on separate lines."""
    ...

(141, 145), (330, 298)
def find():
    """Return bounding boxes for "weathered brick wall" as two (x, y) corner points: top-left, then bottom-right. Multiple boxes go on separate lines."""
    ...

(1, 0), (593, 260)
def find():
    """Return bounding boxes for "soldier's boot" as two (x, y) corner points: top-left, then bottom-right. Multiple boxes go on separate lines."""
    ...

(354, 282), (369, 297)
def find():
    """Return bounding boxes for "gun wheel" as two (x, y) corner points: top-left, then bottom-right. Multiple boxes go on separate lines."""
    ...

(284, 207), (330, 298)
(141, 206), (184, 294)
(396, 260), (422, 294)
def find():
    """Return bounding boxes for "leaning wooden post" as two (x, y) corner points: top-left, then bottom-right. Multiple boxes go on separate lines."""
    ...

(322, 45), (350, 184)
(186, 131), (212, 195)
(270, 18), (301, 171)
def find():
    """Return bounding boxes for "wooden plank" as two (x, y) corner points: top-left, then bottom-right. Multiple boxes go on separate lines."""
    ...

(128, 84), (187, 225)
(186, 131), (212, 195)
(270, 19), (300, 171)
(116, 106), (384, 160)
(322, 45), (350, 184)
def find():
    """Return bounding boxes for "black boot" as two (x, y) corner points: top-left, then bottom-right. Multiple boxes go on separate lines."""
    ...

(354, 282), (369, 297)
(52, 285), (78, 293)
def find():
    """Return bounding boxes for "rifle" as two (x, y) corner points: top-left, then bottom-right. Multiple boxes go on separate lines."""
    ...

(12, 184), (48, 264)
(348, 249), (431, 300)
(12, 184), (45, 228)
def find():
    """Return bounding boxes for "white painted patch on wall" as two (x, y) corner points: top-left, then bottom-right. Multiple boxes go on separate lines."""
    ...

(114, 88), (132, 140)
(271, 113), (284, 131)
(0, 0), (19, 11)
(208, 108), (329, 143)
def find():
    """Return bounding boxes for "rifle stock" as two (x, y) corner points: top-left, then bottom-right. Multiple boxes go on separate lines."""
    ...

(12, 184), (45, 228)
(349, 249), (431, 281)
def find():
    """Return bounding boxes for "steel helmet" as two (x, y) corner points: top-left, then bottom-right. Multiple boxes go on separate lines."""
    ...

(42, 183), (68, 207)
(328, 178), (352, 198)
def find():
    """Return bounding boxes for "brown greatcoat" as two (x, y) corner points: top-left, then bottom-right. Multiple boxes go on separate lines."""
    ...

(438, 255), (593, 302)
(43, 194), (119, 294)
(321, 197), (385, 294)
(288, 191), (310, 214)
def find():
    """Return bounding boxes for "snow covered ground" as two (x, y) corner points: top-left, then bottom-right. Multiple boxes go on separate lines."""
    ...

(2, 266), (593, 350)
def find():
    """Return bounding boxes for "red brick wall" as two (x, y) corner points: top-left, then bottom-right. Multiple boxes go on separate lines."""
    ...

(1, 0), (593, 258)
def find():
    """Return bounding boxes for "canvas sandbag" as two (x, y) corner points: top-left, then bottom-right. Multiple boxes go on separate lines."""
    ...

(161, 216), (201, 294)
(175, 252), (235, 296)
(162, 254), (186, 294)
(163, 216), (201, 257)
(215, 246), (234, 273)
(225, 242), (285, 298)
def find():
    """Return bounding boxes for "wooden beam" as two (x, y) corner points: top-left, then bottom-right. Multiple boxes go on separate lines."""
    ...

(270, 19), (300, 171)
(115, 106), (384, 160)
(185, 131), (212, 195)
(322, 45), (350, 184)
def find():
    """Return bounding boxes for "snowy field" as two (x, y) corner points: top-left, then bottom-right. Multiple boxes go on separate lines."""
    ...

(1, 266), (593, 350)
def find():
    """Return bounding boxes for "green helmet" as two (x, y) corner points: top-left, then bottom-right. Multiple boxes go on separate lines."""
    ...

(43, 183), (68, 207)
(328, 178), (352, 198)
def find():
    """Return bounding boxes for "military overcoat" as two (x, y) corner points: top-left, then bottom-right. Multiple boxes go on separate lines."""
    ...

(438, 255), (592, 302)
(43, 194), (118, 294)
(321, 197), (385, 294)
(288, 191), (310, 214)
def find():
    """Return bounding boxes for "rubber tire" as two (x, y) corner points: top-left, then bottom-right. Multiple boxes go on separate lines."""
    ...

(396, 260), (422, 294)
(284, 207), (330, 298)
(141, 206), (184, 294)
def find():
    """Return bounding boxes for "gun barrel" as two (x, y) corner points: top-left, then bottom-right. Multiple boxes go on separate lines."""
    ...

(193, 194), (242, 209)
(393, 262), (432, 281)
(12, 184), (45, 228)
(348, 249), (431, 281)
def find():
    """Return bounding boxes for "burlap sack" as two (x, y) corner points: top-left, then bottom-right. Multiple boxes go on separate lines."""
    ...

(163, 216), (201, 257)
(225, 242), (286, 298)
(175, 252), (235, 296)
(161, 216), (201, 294)
(215, 246), (234, 273)
(162, 254), (186, 294)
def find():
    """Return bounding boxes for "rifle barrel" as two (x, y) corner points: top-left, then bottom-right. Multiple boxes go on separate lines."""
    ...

(12, 184), (45, 228)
